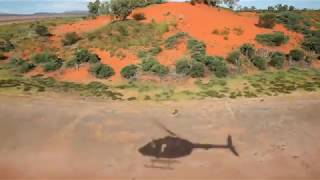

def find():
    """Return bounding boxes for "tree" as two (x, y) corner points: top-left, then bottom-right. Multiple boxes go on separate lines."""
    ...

(88, 0), (101, 17)
(223, 0), (239, 9)
(109, 0), (136, 20)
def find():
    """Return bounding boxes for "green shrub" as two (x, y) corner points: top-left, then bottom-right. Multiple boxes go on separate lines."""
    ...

(165, 32), (189, 49)
(62, 32), (81, 46)
(35, 25), (50, 36)
(187, 38), (207, 62)
(205, 56), (229, 78)
(31, 52), (58, 64)
(149, 46), (162, 56)
(276, 12), (305, 32)
(240, 43), (255, 59)
(189, 61), (205, 78)
(141, 57), (168, 76)
(43, 59), (63, 72)
(302, 30), (320, 54)
(226, 51), (241, 65)
(256, 32), (289, 46)
(270, 52), (285, 69)
(10, 58), (35, 73)
(132, 12), (146, 21)
(141, 57), (159, 71)
(258, 13), (277, 28)
(150, 63), (169, 76)
(73, 49), (100, 65)
(289, 49), (305, 61)
(121, 64), (139, 79)
(252, 56), (267, 70)
(176, 58), (192, 75)
(90, 63), (115, 79)
(0, 39), (15, 52)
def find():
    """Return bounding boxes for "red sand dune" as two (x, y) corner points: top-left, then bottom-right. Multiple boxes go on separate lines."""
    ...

(135, 2), (303, 57)
(157, 41), (187, 66)
(57, 64), (94, 83)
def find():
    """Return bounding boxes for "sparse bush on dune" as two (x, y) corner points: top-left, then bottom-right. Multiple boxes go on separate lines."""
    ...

(176, 58), (192, 75)
(258, 13), (277, 29)
(302, 30), (320, 54)
(289, 49), (305, 61)
(165, 32), (189, 49)
(62, 32), (81, 46)
(10, 57), (35, 73)
(35, 25), (50, 37)
(270, 52), (286, 69)
(121, 64), (139, 79)
(31, 52), (63, 71)
(73, 48), (101, 66)
(187, 38), (207, 62)
(141, 57), (169, 76)
(226, 51), (241, 65)
(240, 43), (255, 59)
(252, 56), (267, 70)
(205, 56), (229, 78)
(189, 61), (205, 78)
(255, 32), (289, 46)
(90, 63), (115, 79)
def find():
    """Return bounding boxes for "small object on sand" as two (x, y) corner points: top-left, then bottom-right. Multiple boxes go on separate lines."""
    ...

(172, 109), (179, 116)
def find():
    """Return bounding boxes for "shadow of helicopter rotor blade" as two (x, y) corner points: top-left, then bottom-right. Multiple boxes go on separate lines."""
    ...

(153, 120), (179, 137)
(227, 135), (239, 157)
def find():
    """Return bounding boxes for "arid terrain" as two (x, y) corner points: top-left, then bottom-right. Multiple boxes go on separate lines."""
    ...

(0, 94), (320, 179)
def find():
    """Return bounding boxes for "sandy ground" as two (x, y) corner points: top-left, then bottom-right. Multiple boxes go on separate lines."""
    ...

(0, 94), (320, 179)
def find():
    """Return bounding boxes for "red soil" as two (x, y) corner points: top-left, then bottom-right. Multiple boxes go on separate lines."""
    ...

(91, 48), (140, 81)
(57, 64), (93, 83)
(50, 16), (111, 48)
(135, 2), (303, 57)
(157, 41), (187, 66)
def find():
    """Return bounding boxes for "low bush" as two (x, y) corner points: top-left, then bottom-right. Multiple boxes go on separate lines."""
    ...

(35, 25), (50, 36)
(256, 32), (289, 46)
(73, 49), (100, 65)
(258, 13), (277, 29)
(165, 32), (189, 49)
(302, 30), (320, 54)
(187, 38), (207, 62)
(132, 12), (146, 21)
(141, 57), (168, 76)
(90, 63), (115, 79)
(62, 32), (81, 46)
(289, 49), (305, 61)
(43, 59), (63, 72)
(270, 52), (286, 69)
(205, 56), (229, 78)
(176, 58), (192, 75)
(31, 52), (63, 71)
(226, 51), (241, 65)
(10, 58), (35, 73)
(189, 61), (205, 78)
(240, 43), (255, 59)
(121, 64), (139, 79)
(252, 56), (267, 70)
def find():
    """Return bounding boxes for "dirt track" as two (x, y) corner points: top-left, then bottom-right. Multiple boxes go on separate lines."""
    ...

(0, 95), (320, 179)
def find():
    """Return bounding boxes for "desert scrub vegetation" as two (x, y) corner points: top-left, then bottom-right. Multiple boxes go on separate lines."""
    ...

(251, 56), (267, 70)
(86, 20), (164, 51)
(175, 58), (205, 78)
(0, 39), (15, 52)
(141, 57), (169, 77)
(90, 63), (115, 79)
(165, 32), (189, 49)
(270, 52), (286, 69)
(35, 25), (51, 37)
(62, 32), (81, 46)
(289, 49), (305, 61)
(66, 49), (101, 67)
(121, 64), (139, 79)
(9, 58), (35, 73)
(31, 52), (63, 72)
(240, 43), (256, 59)
(205, 56), (229, 78)
(132, 12), (146, 21)
(187, 38), (207, 62)
(255, 32), (289, 46)
(258, 13), (277, 28)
